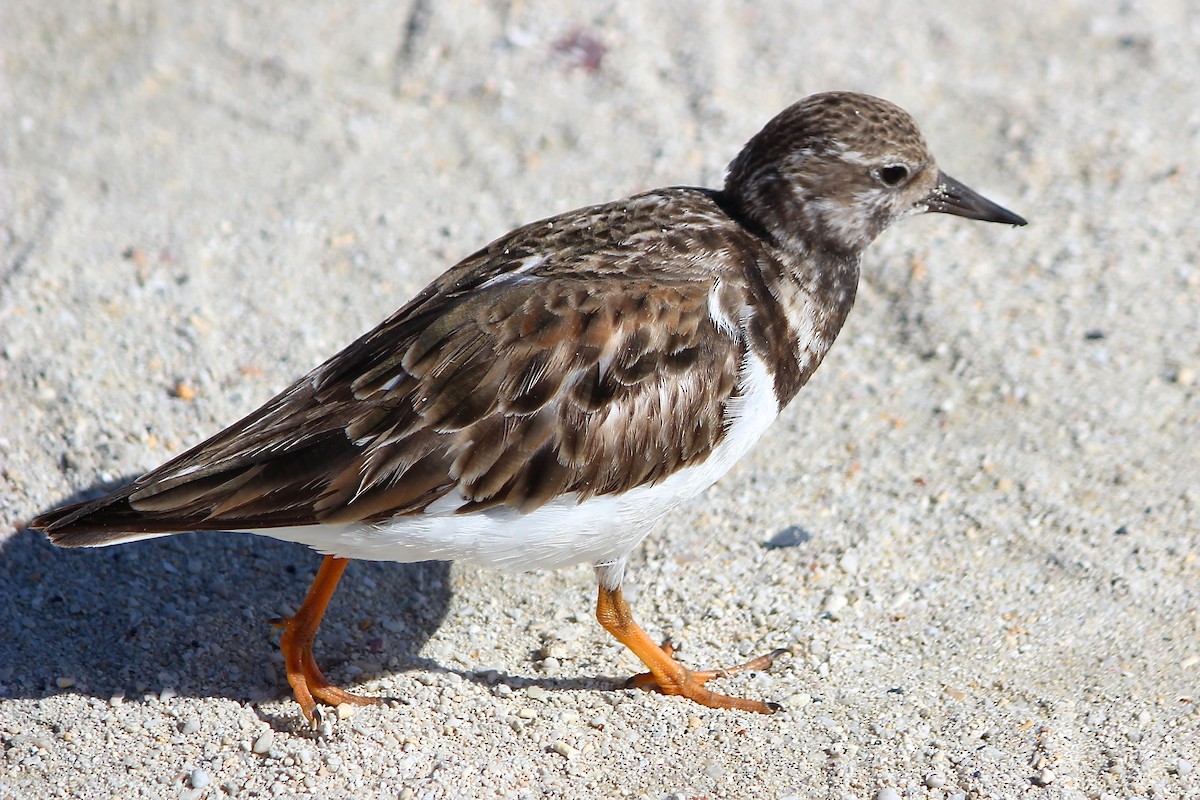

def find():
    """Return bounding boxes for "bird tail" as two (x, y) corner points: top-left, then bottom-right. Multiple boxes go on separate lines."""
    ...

(28, 487), (188, 547)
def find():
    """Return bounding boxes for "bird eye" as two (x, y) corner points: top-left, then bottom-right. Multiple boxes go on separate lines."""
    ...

(878, 164), (909, 187)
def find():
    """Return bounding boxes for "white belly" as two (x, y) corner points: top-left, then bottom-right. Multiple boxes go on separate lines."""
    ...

(258, 351), (780, 571)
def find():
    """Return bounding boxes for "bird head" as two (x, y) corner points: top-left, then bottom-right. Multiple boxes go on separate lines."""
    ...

(725, 91), (1025, 255)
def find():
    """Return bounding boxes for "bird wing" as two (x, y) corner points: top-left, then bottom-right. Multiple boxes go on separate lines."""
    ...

(34, 191), (754, 542)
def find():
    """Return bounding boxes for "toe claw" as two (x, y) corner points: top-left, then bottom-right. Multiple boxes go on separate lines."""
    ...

(312, 706), (334, 737)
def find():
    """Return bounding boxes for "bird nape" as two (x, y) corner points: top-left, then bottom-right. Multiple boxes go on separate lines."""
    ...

(31, 91), (1025, 727)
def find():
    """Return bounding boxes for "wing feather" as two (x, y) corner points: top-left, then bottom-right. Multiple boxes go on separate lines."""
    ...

(33, 189), (760, 541)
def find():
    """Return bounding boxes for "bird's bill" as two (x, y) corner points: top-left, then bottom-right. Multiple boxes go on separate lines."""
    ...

(924, 171), (1027, 226)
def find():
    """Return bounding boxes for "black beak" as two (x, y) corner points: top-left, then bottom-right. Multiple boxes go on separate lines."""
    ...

(925, 171), (1027, 226)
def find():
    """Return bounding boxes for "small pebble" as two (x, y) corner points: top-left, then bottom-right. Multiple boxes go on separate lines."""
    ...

(925, 773), (945, 789)
(108, 693), (125, 707)
(336, 703), (355, 720)
(526, 686), (549, 701)
(1170, 759), (1194, 776)
(190, 769), (210, 789)
(159, 687), (177, 702)
(55, 676), (76, 689)
(180, 718), (201, 736)
(550, 741), (578, 759)
(875, 789), (901, 800)
(252, 731), (274, 755)
(784, 692), (812, 708)
(763, 525), (811, 549)
(1033, 768), (1055, 786)
(822, 592), (848, 616)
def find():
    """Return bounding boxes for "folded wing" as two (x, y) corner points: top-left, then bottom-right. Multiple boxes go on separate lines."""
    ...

(33, 192), (751, 544)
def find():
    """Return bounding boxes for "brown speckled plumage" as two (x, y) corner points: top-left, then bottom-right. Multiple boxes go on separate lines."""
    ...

(30, 92), (1026, 721)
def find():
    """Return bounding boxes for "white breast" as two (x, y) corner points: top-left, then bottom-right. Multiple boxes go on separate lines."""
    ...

(257, 350), (781, 572)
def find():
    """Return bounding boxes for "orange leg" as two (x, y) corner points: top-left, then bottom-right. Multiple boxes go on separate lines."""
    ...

(272, 555), (378, 724)
(595, 583), (785, 714)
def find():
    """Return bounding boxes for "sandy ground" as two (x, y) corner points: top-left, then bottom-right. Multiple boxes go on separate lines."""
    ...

(2, 2), (1198, 798)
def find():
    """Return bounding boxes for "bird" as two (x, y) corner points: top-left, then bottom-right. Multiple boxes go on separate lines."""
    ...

(30, 91), (1026, 725)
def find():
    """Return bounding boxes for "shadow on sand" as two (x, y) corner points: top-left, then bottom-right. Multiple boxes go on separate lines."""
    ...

(4, 478), (648, 731)
(2, 476), (454, 722)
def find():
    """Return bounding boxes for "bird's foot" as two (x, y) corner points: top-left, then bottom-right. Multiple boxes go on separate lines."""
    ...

(272, 615), (379, 726)
(623, 641), (787, 714)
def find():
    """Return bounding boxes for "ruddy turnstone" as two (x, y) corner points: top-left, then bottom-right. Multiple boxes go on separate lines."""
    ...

(31, 91), (1026, 723)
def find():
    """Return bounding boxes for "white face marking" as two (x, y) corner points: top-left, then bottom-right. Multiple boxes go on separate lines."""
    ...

(809, 196), (877, 249)
(836, 149), (873, 166)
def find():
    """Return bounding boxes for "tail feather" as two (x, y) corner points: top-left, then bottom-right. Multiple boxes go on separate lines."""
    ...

(29, 486), (206, 547)
(30, 433), (360, 547)
(28, 479), (319, 547)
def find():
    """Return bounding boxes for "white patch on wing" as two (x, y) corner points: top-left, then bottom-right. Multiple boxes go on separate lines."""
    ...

(478, 254), (547, 289)
(774, 282), (824, 376)
(380, 372), (405, 393)
(254, 350), (783, 573)
(707, 279), (737, 336)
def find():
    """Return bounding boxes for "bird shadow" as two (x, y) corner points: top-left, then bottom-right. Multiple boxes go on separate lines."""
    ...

(7, 479), (789, 733)
(3, 479), (650, 733)
(1, 476), (453, 716)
